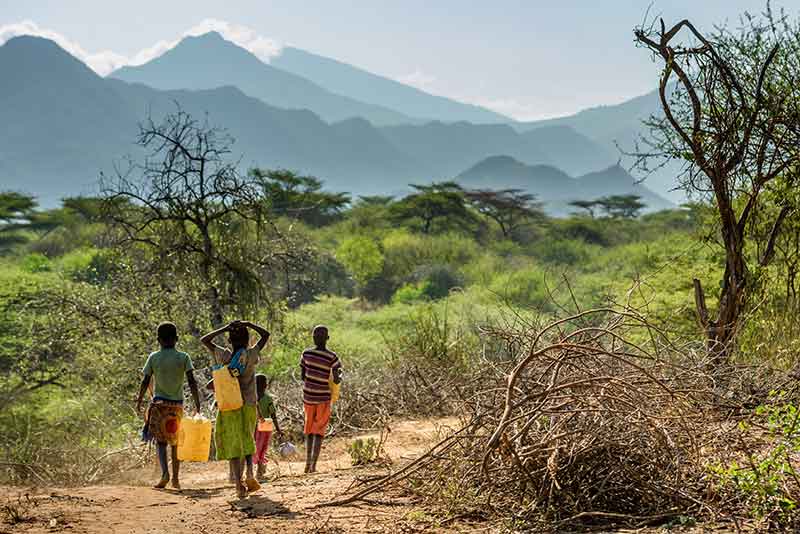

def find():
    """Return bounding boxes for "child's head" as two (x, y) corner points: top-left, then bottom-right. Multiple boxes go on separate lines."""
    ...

(229, 323), (249, 351)
(312, 325), (329, 347)
(256, 374), (267, 397)
(157, 321), (178, 348)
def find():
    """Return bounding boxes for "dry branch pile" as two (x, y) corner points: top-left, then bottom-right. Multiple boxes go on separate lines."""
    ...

(329, 309), (734, 529)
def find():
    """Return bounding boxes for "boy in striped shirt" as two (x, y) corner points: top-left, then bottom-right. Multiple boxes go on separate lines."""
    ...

(300, 325), (342, 473)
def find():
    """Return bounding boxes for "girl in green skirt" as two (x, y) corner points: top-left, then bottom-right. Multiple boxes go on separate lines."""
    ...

(202, 320), (271, 499)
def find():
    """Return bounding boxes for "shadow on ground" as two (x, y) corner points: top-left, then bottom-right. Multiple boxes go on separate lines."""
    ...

(229, 494), (295, 519)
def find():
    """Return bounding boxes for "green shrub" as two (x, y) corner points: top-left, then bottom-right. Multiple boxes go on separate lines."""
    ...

(393, 283), (428, 304)
(21, 253), (50, 273)
(528, 238), (592, 265)
(488, 265), (553, 309)
(336, 236), (384, 286)
(347, 437), (381, 465)
(411, 264), (462, 300)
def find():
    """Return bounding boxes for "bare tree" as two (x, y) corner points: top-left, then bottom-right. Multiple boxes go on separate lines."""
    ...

(633, 8), (800, 361)
(101, 109), (289, 327)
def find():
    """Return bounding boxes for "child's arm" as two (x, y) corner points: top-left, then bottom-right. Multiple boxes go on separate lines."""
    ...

(332, 366), (343, 384)
(242, 321), (270, 351)
(186, 370), (201, 413)
(271, 408), (282, 437)
(200, 323), (233, 354)
(136, 373), (151, 415)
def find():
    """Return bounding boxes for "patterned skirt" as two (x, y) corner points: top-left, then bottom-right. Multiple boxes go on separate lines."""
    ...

(143, 399), (184, 446)
(215, 405), (257, 460)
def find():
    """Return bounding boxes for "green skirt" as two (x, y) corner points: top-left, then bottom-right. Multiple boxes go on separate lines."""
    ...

(215, 405), (257, 460)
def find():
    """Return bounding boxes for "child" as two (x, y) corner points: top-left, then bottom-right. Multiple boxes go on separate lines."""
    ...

(254, 374), (282, 480)
(201, 319), (270, 499)
(136, 322), (201, 490)
(300, 325), (342, 474)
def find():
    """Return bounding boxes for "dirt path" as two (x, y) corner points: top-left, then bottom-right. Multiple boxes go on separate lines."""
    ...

(1, 418), (462, 534)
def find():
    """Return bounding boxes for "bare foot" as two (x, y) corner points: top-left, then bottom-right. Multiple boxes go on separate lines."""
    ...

(154, 477), (169, 489)
(235, 483), (248, 499)
(170, 479), (181, 490)
(245, 478), (261, 493)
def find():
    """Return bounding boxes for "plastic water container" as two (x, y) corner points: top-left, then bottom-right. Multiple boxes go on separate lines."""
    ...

(177, 415), (213, 462)
(329, 372), (340, 404)
(278, 442), (297, 458)
(212, 365), (243, 412)
(257, 418), (274, 432)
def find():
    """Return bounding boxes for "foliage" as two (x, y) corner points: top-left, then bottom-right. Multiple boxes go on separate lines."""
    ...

(711, 395), (800, 527)
(336, 236), (384, 287)
(465, 188), (544, 240)
(250, 168), (350, 226)
(347, 437), (384, 466)
(391, 181), (476, 234)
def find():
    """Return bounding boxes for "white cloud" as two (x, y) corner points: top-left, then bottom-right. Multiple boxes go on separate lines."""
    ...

(0, 18), (282, 76)
(396, 70), (437, 92)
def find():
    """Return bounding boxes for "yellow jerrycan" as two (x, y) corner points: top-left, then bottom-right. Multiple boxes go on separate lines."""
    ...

(177, 415), (213, 462)
(329, 370), (340, 404)
(212, 365), (243, 412)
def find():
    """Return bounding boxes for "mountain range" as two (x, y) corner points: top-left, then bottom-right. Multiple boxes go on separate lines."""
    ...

(0, 33), (674, 214)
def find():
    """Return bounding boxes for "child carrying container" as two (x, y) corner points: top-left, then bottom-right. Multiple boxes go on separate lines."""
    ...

(254, 374), (282, 480)
(201, 320), (270, 499)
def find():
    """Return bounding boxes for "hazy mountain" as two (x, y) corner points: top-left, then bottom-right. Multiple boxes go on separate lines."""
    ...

(0, 36), (140, 201)
(456, 155), (671, 216)
(272, 46), (510, 124)
(380, 122), (553, 180)
(0, 36), (415, 203)
(517, 89), (685, 202)
(519, 125), (617, 176)
(111, 32), (416, 126)
(1, 36), (665, 215)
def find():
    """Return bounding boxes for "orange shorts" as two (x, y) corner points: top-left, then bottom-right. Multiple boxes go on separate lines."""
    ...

(303, 402), (331, 436)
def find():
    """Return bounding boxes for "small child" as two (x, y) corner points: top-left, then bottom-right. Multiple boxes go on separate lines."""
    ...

(254, 374), (282, 480)
(136, 322), (201, 489)
(300, 325), (342, 474)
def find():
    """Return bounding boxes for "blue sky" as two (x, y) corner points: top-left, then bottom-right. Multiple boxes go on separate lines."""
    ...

(1, 0), (791, 119)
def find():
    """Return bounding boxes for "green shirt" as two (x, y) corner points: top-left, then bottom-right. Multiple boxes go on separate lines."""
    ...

(143, 348), (193, 402)
(257, 392), (276, 419)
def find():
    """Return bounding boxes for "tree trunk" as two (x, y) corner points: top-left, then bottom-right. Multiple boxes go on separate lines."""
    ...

(694, 225), (747, 364)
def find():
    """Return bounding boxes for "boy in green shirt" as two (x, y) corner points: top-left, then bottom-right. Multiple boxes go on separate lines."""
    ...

(136, 322), (201, 489)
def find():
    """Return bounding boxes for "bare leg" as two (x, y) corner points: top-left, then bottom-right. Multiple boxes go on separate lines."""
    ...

(170, 446), (181, 489)
(232, 458), (246, 498)
(155, 442), (169, 488)
(304, 434), (313, 474)
(310, 434), (323, 473)
(244, 455), (260, 492)
(228, 461), (237, 484)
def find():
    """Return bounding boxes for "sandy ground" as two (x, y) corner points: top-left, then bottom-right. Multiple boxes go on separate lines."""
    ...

(0, 418), (465, 534)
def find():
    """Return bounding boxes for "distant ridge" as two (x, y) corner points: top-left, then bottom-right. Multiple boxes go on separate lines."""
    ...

(111, 32), (416, 126)
(272, 46), (511, 124)
(1, 35), (672, 213)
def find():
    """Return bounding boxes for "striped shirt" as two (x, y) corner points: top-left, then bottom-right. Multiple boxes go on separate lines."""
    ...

(300, 347), (341, 404)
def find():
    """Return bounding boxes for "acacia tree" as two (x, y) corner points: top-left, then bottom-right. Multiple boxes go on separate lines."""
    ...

(101, 109), (293, 327)
(250, 168), (350, 226)
(392, 181), (475, 234)
(634, 10), (800, 360)
(465, 188), (544, 239)
(568, 199), (599, 218)
(597, 195), (646, 218)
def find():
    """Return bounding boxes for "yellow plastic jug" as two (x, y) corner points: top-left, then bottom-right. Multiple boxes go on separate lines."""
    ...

(177, 415), (212, 462)
(213, 365), (243, 412)
(329, 371), (340, 404)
